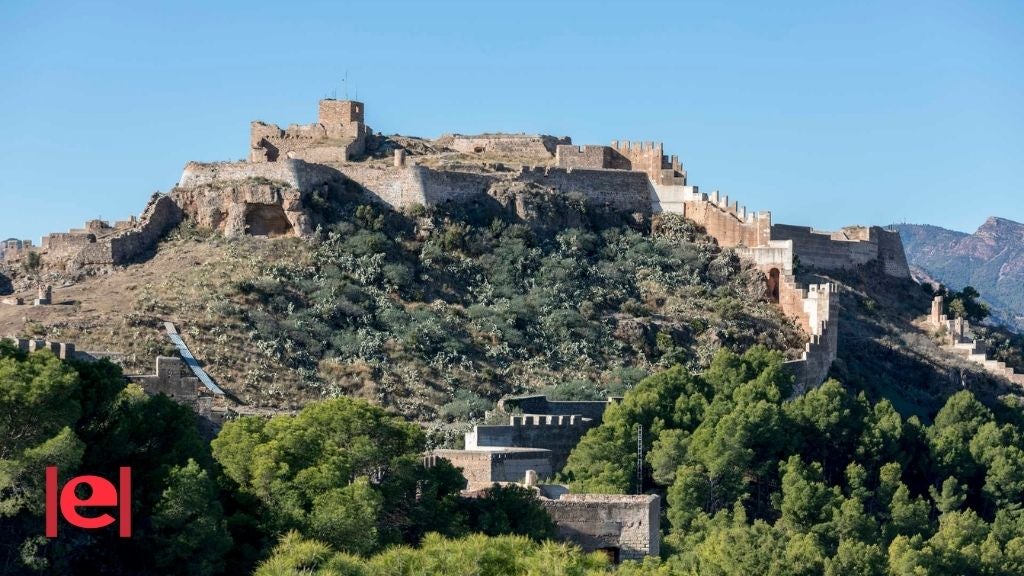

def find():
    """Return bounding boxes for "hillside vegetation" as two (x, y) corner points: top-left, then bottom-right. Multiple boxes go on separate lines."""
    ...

(0, 195), (804, 435)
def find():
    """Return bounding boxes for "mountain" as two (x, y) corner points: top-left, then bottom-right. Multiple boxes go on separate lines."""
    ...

(895, 217), (1024, 331)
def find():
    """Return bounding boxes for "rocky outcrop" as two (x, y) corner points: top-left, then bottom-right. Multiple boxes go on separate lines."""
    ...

(171, 178), (312, 238)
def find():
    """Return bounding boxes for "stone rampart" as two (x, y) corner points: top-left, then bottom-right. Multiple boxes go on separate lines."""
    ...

(3, 337), (77, 360)
(782, 282), (840, 393)
(683, 192), (772, 247)
(436, 134), (570, 159)
(106, 194), (183, 263)
(518, 166), (652, 213)
(127, 356), (202, 407)
(498, 395), (615, 422)
(540, 494), (660, 561)
(428, 448), (554, 491)
(465, 414), (598, 473)
(177, 160), (344, 192)
(771, 224), (910, 278)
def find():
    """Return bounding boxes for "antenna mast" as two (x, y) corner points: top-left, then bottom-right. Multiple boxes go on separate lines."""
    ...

(636, 424), (643, 494)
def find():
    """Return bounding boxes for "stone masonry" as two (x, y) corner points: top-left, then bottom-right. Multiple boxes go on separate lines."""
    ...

(251, 99), (371, 163)
(540, 494), (660, 562)
(929, 295), (1024, 386)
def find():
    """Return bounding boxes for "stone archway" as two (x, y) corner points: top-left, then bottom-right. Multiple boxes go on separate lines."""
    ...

(767, 268), (781, 303)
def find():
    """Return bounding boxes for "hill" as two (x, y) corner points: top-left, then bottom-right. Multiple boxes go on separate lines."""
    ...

(895, 218), (1024, 331)
(0, 197), (806, 441)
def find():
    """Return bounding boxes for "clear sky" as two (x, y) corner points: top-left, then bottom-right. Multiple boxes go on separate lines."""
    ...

(1, 0), (1021, 241)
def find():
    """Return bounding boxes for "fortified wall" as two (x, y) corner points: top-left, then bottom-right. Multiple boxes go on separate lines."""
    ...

(541, 494), (660, 562)
(427, 396), (660, 562)
(31, 194), (182, 271)
(928, 295), (1024, 386)
(173, 160), (348, 238)
(772, 224), (911, 278)
(1, 238), (35, 263)
(435, 133), (570, 160)
(250, 99), (370, 163)
(556, 140), (686, 185)
(465, 414), (600, 473)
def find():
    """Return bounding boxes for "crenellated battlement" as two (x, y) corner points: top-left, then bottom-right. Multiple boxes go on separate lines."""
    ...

(2, 336), (77, 359)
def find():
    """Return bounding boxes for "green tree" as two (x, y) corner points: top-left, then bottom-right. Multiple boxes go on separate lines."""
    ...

(151, 459), (232, 575)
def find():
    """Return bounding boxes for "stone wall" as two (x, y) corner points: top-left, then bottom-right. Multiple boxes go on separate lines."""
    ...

(555, 141), (686, 186)
(540, 494), (660, 561)
(782, 282), (840, 394)
(435, 134), (570, 159)
(498, 395), (615, 422)
(681, 191), (771, 247)
(34, 194), (182, 270)
(177, 160), (344, 192)
(107, 194), (184, 263)
(770, 224), (911, 278)
(3, 337), (78, 360)
(250, 99), (369, 162)
(517, 166), (652, 214)
(465, 414), (599, 473)
(428, 448), (554, 490)
(127, 356), (201, 406)
(554, 145), (611, 169)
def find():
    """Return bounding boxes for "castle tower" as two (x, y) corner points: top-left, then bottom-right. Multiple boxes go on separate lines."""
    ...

(318, 99), (364, 126)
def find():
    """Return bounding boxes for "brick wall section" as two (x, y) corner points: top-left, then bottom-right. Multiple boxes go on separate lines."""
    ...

(540, 494), (660, 561)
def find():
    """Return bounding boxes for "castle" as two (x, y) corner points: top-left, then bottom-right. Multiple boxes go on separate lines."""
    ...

(4, 98), (914, 394)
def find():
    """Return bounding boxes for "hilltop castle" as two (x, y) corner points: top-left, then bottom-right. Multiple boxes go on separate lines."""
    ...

(7, 98), (911, 392)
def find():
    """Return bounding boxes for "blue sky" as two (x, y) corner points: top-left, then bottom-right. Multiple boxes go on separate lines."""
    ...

(1, 0), (1021, 241)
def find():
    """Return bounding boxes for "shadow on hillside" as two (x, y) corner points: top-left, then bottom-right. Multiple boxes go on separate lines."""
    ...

(801, 263), (1017, 422)
(0, 272), (11, 296)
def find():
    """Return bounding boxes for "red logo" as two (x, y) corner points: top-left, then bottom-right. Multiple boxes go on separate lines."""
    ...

(45, 467), (131, 538)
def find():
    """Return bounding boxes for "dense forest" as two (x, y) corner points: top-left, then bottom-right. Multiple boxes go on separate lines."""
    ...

(3, 338), (1024, 574)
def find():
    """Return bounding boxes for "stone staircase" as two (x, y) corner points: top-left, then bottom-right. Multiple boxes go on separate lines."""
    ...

(930, 296), (1024, 386)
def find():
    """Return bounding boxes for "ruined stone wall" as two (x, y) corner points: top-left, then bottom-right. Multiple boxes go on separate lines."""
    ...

(518, 167), (652, 214)
(250, 99), (368, 162)
(107, 194), (183, 263)
(429, 449), (554, 490)
(41, 232), (98, 264)
(540, 494), (660, 561)
(436, 134), (570, 159)
(3, 337), (77, 360)
(178, 160), (344, 192)
(465, 414), (597, 473)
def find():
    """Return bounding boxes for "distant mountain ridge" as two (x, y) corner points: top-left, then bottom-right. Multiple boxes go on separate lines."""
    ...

(894, 217), (1024, 331)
